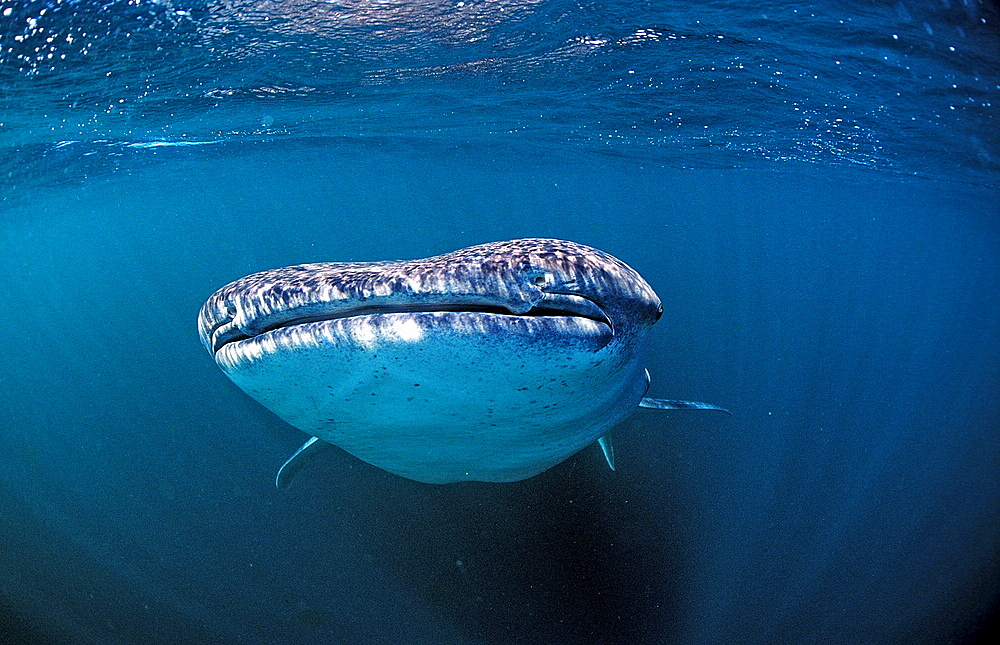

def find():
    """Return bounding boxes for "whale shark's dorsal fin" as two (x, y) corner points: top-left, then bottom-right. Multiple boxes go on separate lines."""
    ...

(639, 398), (732, 413)
(276, 437), (332, 490)
(597, 435), (615, 470)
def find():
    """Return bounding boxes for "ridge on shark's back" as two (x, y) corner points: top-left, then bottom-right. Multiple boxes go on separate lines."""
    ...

(197, 238), (729, 487)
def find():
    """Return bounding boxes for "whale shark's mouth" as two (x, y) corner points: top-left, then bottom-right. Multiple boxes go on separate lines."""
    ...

(209, 293), (612, 355)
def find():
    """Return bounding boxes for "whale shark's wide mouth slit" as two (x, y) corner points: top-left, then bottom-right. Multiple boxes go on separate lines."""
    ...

(258, 303), (606, 332)
(212, 298), (612, 354)
(256, 303), (613, 335)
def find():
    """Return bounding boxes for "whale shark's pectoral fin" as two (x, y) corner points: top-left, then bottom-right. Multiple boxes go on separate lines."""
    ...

(597, 435), (616, 471)
(276, 437), (332, 490)
(639, 398), (732, 414)
(640, 369), (731, 414)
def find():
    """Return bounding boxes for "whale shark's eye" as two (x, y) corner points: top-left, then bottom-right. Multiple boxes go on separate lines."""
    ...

(225, 300), (237, 317)
(527, 270), (551, 287)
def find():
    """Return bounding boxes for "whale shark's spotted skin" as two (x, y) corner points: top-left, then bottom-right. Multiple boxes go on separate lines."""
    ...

(198, 238), (727, 486)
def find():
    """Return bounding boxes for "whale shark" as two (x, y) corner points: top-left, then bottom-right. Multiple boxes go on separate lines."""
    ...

(197, 238), (728, 487)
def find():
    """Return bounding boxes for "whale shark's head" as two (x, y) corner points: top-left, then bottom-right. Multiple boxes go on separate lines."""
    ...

(199, 238), (662, 365)
(198, 238), (665, 484)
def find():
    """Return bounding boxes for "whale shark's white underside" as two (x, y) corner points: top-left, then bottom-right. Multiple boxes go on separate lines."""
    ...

(198, 238), (727, 486)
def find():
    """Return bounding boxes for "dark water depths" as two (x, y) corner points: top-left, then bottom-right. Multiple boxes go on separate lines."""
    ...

(2, 1), (999, 644)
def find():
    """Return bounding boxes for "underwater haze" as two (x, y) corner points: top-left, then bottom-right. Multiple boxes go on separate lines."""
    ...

(2, 1), (999, 644)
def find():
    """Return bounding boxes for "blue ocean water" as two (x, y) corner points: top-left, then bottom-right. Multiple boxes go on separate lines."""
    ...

(1, 1), (998, 644)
